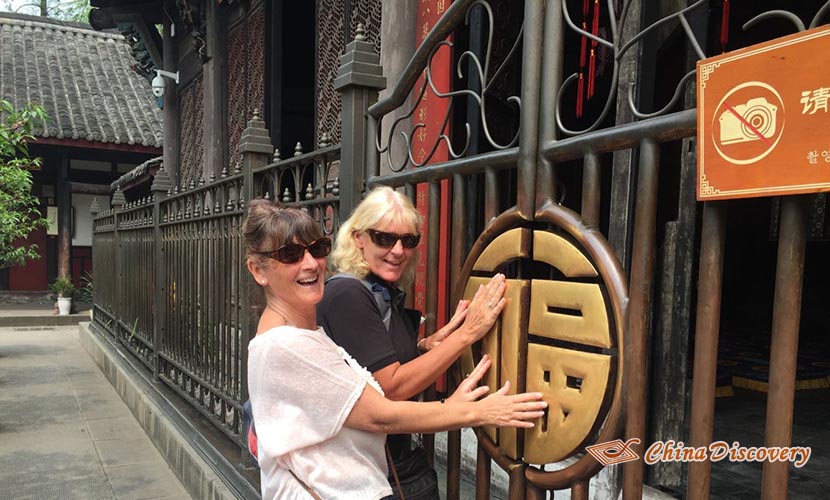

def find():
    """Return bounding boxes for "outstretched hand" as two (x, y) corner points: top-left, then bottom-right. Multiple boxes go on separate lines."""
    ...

(446, 355), (493, 403)
(423, 300), (469, 351)
(444, 354), (547, 428)
(419, 274), (507, 352)
(475, 381), (546, 429)
(460, 273), (507, 342)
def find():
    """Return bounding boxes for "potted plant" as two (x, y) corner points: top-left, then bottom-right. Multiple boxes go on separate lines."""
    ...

(50, 276), (75, 316)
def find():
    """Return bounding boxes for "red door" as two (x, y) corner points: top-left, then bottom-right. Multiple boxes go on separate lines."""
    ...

(8, 226), (48, 290)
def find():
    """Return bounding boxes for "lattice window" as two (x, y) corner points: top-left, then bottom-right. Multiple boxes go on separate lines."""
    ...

(248, 5), (266, 120)
(316, 0), (381, 146)
(349, 0), (381, 55)
(226, 2), (266, 168)
(178, 74), (205, 187)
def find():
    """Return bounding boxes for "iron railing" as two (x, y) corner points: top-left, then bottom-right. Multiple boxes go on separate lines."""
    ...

(90, 0), (827, 498)
(91, 128), (342, 446)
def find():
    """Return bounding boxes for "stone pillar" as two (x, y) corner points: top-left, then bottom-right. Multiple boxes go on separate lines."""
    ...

(237, 110), (272, 415)
(111, 187), (126, 319)
(379, 0), (417, 174)
(334, 23), (386, 217)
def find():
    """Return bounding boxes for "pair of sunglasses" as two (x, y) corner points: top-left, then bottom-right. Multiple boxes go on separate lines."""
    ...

(366, 229), (421, 249)
(257, 237), (332, 264)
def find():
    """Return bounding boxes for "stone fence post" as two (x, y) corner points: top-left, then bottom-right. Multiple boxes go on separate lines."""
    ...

(334, 23), (386, 218)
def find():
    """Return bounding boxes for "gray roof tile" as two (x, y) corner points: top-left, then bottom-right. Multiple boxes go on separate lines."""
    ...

(0, 12), (162, 148)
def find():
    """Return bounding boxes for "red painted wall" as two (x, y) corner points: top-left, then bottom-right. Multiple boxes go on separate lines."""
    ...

(8, 226), (48, 290)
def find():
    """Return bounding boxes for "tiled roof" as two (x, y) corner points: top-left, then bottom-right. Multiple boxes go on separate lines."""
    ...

(0, 12), (162, 148)
(111, 155), (162, 190)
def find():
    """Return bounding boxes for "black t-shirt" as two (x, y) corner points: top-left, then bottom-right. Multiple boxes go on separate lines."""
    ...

(317, 273), (421, 460)
(318, 273), (420, 373)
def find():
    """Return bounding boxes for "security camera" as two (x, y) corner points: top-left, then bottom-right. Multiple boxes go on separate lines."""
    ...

(151, 73), (165, 97)
(151, 69), (179, 99)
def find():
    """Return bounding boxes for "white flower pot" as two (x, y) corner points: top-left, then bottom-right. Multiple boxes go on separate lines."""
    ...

(58, 297), (72, 316)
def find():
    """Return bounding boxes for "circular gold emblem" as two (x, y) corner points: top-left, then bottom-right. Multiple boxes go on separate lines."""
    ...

(455, 204), (627, 489)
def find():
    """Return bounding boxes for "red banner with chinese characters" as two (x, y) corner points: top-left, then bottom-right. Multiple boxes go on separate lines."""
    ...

(414, 0), (452, 391)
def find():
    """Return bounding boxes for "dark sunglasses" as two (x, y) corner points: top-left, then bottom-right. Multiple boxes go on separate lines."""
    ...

(257, 237), (332, 264)
(366, 229), (421, 249)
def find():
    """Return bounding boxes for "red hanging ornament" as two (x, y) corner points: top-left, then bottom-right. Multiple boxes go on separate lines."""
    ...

(576, 0), (589, 119)
(588, 0), (600, 99)
(720, 0), (730, 52)
(578, 19), (588, 118)
(588, 49), (596, 98)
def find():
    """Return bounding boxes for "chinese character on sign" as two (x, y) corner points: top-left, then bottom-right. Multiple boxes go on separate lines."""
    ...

(823, 151), (830, 162)
(437, 0), (445, 14)
(800, 87), (830, 114)
(418, 107), (427, 122)
(807, 150), (818, 164)
(417, 127), (427, 143)
(422, 21), (430, 38)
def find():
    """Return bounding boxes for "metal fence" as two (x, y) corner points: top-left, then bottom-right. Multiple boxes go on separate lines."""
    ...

(91, 0), (822, 498)
(91, 128), (340, 445)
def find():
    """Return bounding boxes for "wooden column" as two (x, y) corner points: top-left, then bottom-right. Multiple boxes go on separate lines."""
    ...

(57, 157), (71, 278)
(162, 4), (180, 186)
(203, 0), (227, 179)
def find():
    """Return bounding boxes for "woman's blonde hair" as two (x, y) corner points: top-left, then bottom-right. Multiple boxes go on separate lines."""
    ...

(330, 186), (423, 282)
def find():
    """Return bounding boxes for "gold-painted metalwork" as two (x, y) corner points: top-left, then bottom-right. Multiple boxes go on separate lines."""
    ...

(532, 231), (597, 277)
(472, 228), (530, 271)
(456, 204), (627, 488)
(524, 344), (611, 464)
(462, 277), (500, 442)
(529, 280), (612, 349)
(497, 279), (525, 458)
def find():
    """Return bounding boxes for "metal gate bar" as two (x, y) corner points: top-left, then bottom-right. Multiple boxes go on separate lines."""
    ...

(687, 201), (727, 500)
(622, 138), (660, 500)
(762, 196), (809, 500)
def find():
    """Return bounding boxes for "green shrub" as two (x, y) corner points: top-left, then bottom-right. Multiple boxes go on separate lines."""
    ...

(50, 276), (75, 298)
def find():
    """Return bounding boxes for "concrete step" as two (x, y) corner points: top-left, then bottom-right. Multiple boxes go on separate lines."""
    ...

(0, 312), (93, 327)
(0, 304), (93, 327)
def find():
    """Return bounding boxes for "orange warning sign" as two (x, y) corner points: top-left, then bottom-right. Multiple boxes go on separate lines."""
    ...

(697, 26), (830, 200)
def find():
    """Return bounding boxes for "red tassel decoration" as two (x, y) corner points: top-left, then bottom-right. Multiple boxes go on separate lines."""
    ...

(720, 0), (730, 52)
(577, 20), (588, 118)
(576, 0), (589, 119)
(588, 0), (600, 99)
(588, 49), (596, 98)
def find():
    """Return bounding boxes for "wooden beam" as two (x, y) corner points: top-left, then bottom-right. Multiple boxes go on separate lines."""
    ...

(70, 182), (112, 196)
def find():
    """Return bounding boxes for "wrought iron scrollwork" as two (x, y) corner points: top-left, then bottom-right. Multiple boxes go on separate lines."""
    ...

(557, 0), (706, 135)
(377, 0), (524, 172)
(558, 0), (830, 135)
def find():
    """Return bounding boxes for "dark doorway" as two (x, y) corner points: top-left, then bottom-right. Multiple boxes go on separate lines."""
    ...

(266, 0), (316, 156)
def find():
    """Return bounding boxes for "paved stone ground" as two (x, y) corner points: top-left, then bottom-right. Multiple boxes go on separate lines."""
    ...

(0, 325), (192, 500)
(706, 387), (829, 500)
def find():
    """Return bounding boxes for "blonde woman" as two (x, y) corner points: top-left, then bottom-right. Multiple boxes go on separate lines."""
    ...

(318, 187), (507, 498)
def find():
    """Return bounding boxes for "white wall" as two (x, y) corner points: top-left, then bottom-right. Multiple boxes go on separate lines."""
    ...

(72, 194), (111, 247)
